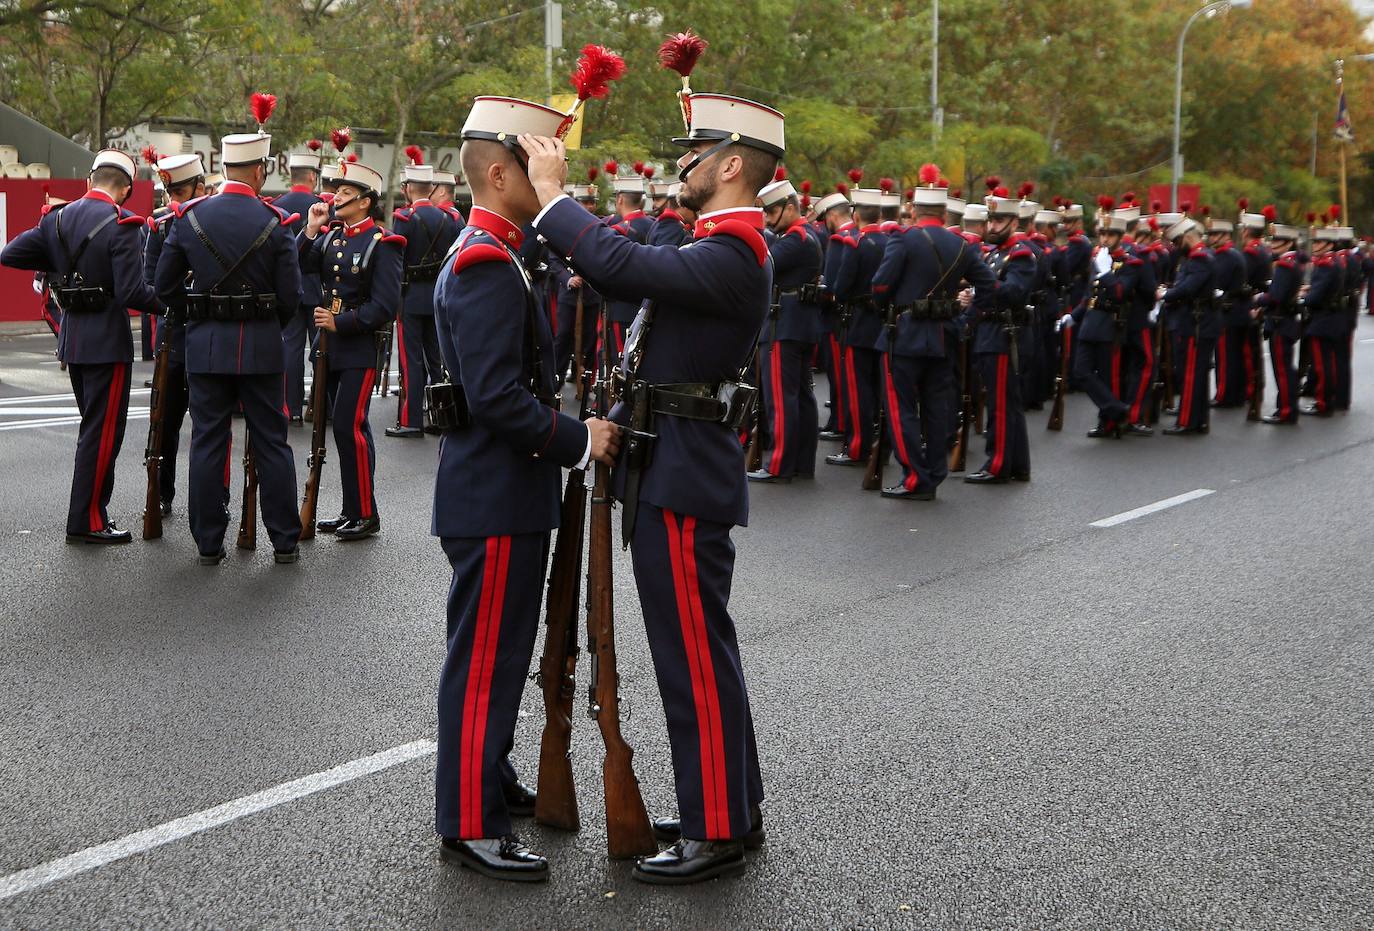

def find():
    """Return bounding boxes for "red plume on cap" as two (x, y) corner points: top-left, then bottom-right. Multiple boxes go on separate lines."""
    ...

(1262, 204), (1277, 221)
(587, 166), (599, 181)
(801, 193), (811, 211)
(848, 168), (864, 184)
(1200, 204), (1211, 217)
(1121, 190), (1136, 204)
(1331, 203), (1342, 220)
(1097, 195), (1115, 211)
(1149, 217), (1160, 231)
(632, 160), (645, 176)
(307, 139), (322, 152)
(1051, 195), (1063, 207)
(937, 178), (949, 189)
(773, 166), (787, 182)
(1180, 200), (1193, 213)
(950, 188), (962, 199)
(1151, 199), (1162, 213)
(799, 180), (812, 194)
(250, 93), (276, 128)
(657, 30), (707, 77)
(835, 182), (850, 196)
(902, 187), (914, 200)
(140, 144), (160, 166)
(993, 186), (1009, 198)
(984, 175), (1001, 192)
(570, 45), (626, 101)
(346, 153), (358, 163)
(643, 165), (655, 179)
(604, 159), (618, 175)
(879, 177), (895, 193)
(918, 163), (940, 185)
(331, 128), (352, 153)
(405, 145), (424, 166)
(1237, 197), (1249, 210)
(1017, 181), (1035, 199)
(1306, 211), (1317, 223)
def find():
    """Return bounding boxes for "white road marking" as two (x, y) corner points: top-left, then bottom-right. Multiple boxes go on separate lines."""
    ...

(0, 407), (83, 416)
(0, 389), (151, 405)
(0, 739), (436, 902)
(0, 411), (149, 432)
(1090, 488), (1216, 528)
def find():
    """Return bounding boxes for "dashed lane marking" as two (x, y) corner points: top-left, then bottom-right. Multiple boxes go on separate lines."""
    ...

(1090, 488), (1216, 528)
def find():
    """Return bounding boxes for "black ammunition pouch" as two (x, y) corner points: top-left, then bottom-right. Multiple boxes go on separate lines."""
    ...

(769, 287), (799, 319)
(50, 276), (111, 314)
(798, 282), (824, 304)
(185, 292), (279, 322)
(1003, 306), (1034, 326)
(425, 380), (471, 430)
(897, 298), (959, 321)
(650, 380), (758, 431)
(403, 259), (443, 284)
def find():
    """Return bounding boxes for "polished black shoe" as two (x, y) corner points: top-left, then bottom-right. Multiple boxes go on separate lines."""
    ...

(335, 515), (381, 540)
(159, 499), (173, 518)
(1162, 424), (1207, 435)
(143, 378), (154, 388)
(964, 470), (1007, 484)
(1086, 425), (1121, 439)
(1300, 404), (1331, 418)
(881, 484), (935, 501)
(273, 547), (299, 565)
(198, 548), (227, 566)
(652, 806), (766, 850)
(1009, 470), (1031, 482)
(1163, 404), (1180, 416)
(315, 514), (349, 535)
(1262, 412), (1297, 425)
(1124, 423), (1154, 437)
(817, 429), (843, 441)
(824, 451), (865, 467)
(503, 781), (537, 817)
(290, 415), (304, 426)
(385, 425), (424, 438)
(633, 839), (746, 885)
(423, 424), (442, 436)
(439, 835), (549, 883)
(746, 469), (791, 484)
(65, 526), (133, 545)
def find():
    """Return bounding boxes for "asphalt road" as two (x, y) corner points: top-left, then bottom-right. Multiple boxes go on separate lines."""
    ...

(1, 322), (1372, 929)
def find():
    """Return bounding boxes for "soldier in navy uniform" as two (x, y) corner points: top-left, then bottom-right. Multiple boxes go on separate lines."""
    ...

(2, 149), (158, 543)
(387, 153), (458, 438)
(429, 97), (620, 882)
(1156, 216), (1217, 434)
(153, 130), (304, 563)
(1251, 214), (1303, 424)
(550, 180), (603, 383)
(1071, 207), (1143, 437)
(298, 160), (404, 539)
(603, 174), (653, 365)
(826, 186), (886, 467)
(1336, 225), (1359, 411)
(1300, 225), (1346, 417)
(272, 150), (325, 423)
(1235, 208), (1273, 414)
(870, 170), (996, 498)
(648, 180), (691, 247)
(142, 154), (207, 515)
(962, 195), (1034, 483)
(522, 87), (785, 883)
(815, 190), (855, 442)
(749, 178), (821, 483)
(431, 170), (467, 226)
(1206, 212), (1248, 409)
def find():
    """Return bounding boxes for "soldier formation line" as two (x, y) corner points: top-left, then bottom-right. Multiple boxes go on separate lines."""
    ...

(1, 31), (1365, 888)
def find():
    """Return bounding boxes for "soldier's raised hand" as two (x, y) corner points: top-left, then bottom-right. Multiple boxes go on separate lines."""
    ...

(306, 202), (330, 237)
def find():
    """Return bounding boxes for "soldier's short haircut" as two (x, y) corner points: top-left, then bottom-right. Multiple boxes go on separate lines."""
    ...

(91, 166), (131, 189)
(290, 167), (317, 184)
(915, 205), (943, 219)
(730, 144), (778, 197)
(856, 205), (880, 223)
(459, 139), (517, 195)
(880, 206), (899, 222)
(617, 191), (645, 208)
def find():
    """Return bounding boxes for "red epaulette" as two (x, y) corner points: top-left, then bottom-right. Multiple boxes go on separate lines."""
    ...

(1008, 246), (1033, 260)
(321, 192), (335, 205)
(706, 219), (768, 267)
(1188, 244), (1209, 259)
(1125, 256), (1144, 266)
(392, 207), (411, 222)
(787, 225), (807, 239)
(380, 232), (406, 246)
(658, 209), (682, 224)
(961, 231), (982, 246)
(117, 211), (146, 226)
(1244, 241), (1261, 255)
(262, 202), (299, 226)
(450, 231), (511, 274)
(1313, 253), (1334, 267)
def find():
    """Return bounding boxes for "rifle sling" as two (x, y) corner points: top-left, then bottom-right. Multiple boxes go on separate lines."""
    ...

(186, 209), (280, 295)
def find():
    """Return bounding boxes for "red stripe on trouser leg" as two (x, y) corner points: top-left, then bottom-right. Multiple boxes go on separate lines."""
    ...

(664, 510), (728, 839)
(88, 362), (126, 531)
(548, 290), (558, 336)
(396, 317), (411, 426)
(1109, 347), (1122, 423)
(1128, 330), (1154, 423)
(1311, 341), (1328, 412)
(281, 372), (289, 417)
(460, 536), (510, 837)
(614, 324), (625, 355)
(990, 355), (1008, 476)
(1242, 337), (1254, 398)
(882, 356), (917, 490)
(1274, 336), (1291, 418)
(1214, 331), (1227, 402)
(830, 335), (847, 432)
(767, 346), (785, 476)
(844, 348), (863, 459)
(353, 369), (376, 518)
(1179, 338), (1197, 427)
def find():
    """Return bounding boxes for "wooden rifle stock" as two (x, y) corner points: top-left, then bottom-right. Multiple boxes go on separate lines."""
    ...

(1246, 322), (1265, 421)
(862, 311), (896, 491)
(1158, 314), (1176, 413)
(744, 354), (764, 472)
(1046, 320), (1071, 431)
(236, 423), (257, 550)
(299, 324), (332, 540)
(572, 292), (585, 401)
(949, 336), (971, 473)
(378, 320), (393, 397)
(141, 338), (171, 540)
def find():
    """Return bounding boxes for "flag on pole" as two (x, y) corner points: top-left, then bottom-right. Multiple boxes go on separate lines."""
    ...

(1335, 86), (1354, 143)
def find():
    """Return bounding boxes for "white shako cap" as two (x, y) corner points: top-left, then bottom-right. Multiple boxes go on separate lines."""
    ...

(155, 154), (205, 186)
(1270, 222), (1300, 240)
(432, 170), (456, 186)
(1155, 212), (1182, 228)
(667, 181), (684, 198)
(321, 163), (341, 182)
(612, 176), (646, 194)
(648, 180), (677, 198)
(758, 179), (797, 206)
(851, 188), (883, 208)
(878, 190), (902, 209)
(289, 152), (322, 170)
(1105, 209), (1131, 233)
(221, 132), (271, 166)
(1204, 217), (1234, 233)
(813, 191), (851, 216)
(1240, 212), (1266, 230)
(1115, 205), (1141, 225)
(913, 186), (947, 207)
(962, 203), (989, 223)
(671, 93), (785, 157)
(337, 159), (385, 194)
(944, 196), (966, 215)
(987, 196), (1020, 217)
(1017, 199), (1039, 221)
(564, 183), (597, 199)
(1166, 216), (1199, 240)
(91, 148), (137, 182)
(403, 163), (434, 183)
(1336, 226), (1356, 242)
(462, 95), (569, 146)
(1313, 226), (1341, 242)
(1034, 209), (1061, 226)
(1061, 203), (1084, 219)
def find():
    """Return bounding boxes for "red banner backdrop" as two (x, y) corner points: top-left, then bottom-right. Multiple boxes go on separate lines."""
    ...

(0, 178), (155, 323)
(1147, 183), (1201, 215)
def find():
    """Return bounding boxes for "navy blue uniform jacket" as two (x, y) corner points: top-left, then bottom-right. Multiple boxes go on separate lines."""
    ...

(765, 220), (823, 344)
(872, 218), (996, 358)
(143, 208), (188, 363)
(272, 186), (325, 309)
(965, 235), (1036, 354)
(606, 210), (654, 323)
(1302, 252), (1346, 339)
(1161, 244), (1216, 337)
(536, 199), (771, 528)
(832, 224), (889, 350)
(431, 207), (589, 539)
(649, 209), (691, 248)
(2, 189), (156, 364)
(392, 199), (460, 316)
(297, 216), (404, 369)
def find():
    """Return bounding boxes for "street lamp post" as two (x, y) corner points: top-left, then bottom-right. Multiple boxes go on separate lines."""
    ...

(1171, 0), (1252, 210)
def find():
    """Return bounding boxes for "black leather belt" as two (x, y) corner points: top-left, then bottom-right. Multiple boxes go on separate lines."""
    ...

(651, 382), (728, 421)
(897, 298), (958, 321)
(186, 293), (278, 322)
(403, 261), (442, 284)
(51, 285), (110, 314)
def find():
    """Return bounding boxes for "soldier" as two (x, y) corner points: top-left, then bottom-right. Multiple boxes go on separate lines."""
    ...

(387, 150), (458, 438)
(431, 96), (620, 881)
(870, 167), (996, 498)
(142, 154), (207, 515)
(749, 177), (822, 483)
(1236, 207), (1272, 412)
(1252, 210), (1302, 424)
(431, 170), (467, 226)
(1336, 225), (1359, 411)
(944, 190), (966, 232)
(551, 179), (603, 383)
(1072, 207), (1142, 437)
(648, 180), (691, 247)
(603, 173), (653, 364)
(1300, 225), (1346, 416)
(826, 186), (886, 467)
(1, 149), (158, 543)
(1206, 210), (1249, 409)
(298, 160), (404, 539)
(963, 194), (1033, 483)
(203, 173), (223, 195)
(523, 86), (781, 884)
(814, 189), (854, 441)
(1156, 215), (1216, 434)
(319, 164), (340, 203)
(153, 126), (304, 563)
(273, 149), (325, 424)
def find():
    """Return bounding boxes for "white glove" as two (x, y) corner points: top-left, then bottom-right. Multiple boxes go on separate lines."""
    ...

(1148, 306), (1160, 324)
(1056, 315), (1073, 332)
(1094, 248), (1113, 276)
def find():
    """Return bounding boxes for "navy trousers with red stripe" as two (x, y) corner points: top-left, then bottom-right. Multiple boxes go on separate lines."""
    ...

(1213, 326), (1250, 406)
(758, 339), (819, 478)
(1170, 333), (1214, 430)
(821, 331), (846, 434)
(631, 504), (762, 841)
(187, 372), (301, 554)
(156, 362), (190, 506)
(396, 314), (442, 429)
(436, 532), (545, 840)
(1072, 339), (1129, 427)
(842, 346), (878, 460)
(1122, 327), (1156, 425)
(974, 352), (1029, 477)
(1306, 336), (1340, 414)
(884, 353), (954, 491)
(66, 362), (131, 534)
(327, 367), (379, 521)
(1268, 332), (1298, 421)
